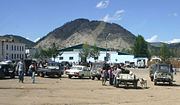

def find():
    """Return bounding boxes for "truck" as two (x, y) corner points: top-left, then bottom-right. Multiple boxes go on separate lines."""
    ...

(37, 61), (63, 77)
(114, 69), (139, 88)
(150, 63), (174, 85)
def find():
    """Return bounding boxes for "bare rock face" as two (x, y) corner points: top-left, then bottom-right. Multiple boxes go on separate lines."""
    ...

(35, 18), (136, 50)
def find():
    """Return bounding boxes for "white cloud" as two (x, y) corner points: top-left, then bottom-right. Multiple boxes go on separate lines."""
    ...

(26, 37), (29, 40)
(34, 37), (41, 42)
(146, 35), (158, 42)
(173, 13), (178, 16)
(102, 9), (125, 22)
(168, 12), (178, 17)
(96, 0), (109, 8)
(167, 38), (180, 44)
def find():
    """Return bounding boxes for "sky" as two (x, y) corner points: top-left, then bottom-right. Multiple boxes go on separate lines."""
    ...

(0, 0), (180, 43)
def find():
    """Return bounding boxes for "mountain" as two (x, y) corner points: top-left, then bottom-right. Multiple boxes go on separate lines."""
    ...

(150, 42), (180, 50)
(0, 35), (36, 48)
(36, 18), (136, 50)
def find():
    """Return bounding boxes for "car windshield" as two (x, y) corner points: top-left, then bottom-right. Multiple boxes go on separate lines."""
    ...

(92, 64), (103, 69)
(48, 63), (59, 66)
(72, 67), (82, 70)
(158, 65), (169, 72)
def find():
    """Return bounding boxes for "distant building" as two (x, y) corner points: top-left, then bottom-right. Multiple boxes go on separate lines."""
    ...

(54, 44), (135, 63)
(0, 37), (26, 61)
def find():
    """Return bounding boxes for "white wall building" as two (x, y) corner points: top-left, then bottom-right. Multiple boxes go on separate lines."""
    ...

(0, 37), (26, 61)
(54, 44), (135, 64)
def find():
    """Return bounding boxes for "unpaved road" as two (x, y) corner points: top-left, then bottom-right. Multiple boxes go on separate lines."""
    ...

(0, 69), (180, 105)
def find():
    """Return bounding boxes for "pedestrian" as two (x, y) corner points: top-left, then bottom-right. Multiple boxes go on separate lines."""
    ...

(101, 67), (107, 86)
(29, 62), (36, 83)
(108, 66), (114, 85)
(16, 58), (26, 83)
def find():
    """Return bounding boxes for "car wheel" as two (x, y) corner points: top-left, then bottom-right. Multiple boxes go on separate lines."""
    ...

(91, 76), (95, 80)
(97, 76), (101, 80)
(154, 80), (157, 85)
(169, 81), (173, 85)
(58, 74), (62, 78)
(116, 80), (119, 88)
(78, 76), (82, 79)
(134, 81), (138, 88)
(10, 74), (15, 79)
(68, 75), (72, 79)
(89, 76), (91, 79)
(151, 77), (154, 81)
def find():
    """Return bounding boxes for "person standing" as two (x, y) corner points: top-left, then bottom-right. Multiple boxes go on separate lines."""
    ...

(108, 66), (114, 85)
(101, 67), (107, 86)
(29, 62), (36, 83)
(16, 58), (26, 83)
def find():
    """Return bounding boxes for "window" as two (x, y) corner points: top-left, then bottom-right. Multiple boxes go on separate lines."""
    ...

(20, 46), (21, 51)
(17, 46), (19, 51)
(69, 57), (73, 60)
(12, 45), (13, 51)
(14, 46), (16, 51)
(14, 54), (16, 59)
(6, 45), (8, 50)
(20, 54), (21, 59)
(11, 54), (13, 59)
(17, 54), (19, 58)
(59, 57), (63, 60)
(94, 57), (98, 60)
(22, 54), (24, 58)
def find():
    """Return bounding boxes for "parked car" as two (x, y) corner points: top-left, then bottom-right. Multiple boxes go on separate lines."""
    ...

(0, 60), (15, 78)
(114, 69), (139, 88)
(125, 61), (131, 68)
(65, 65), (91, 79)
(150, 63), (174, 85)
(37, 61), (63, 77)
(90, 62), (104, 80)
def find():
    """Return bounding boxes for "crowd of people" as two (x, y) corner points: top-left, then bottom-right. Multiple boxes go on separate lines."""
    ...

(16, 58), (37, 83)
(101, 64), (128, 86)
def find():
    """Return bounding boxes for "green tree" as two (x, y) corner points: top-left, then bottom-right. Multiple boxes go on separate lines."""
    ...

(34, 49), (40, 59)
(37, 43), (62, 61)
(49, 43), (62, 61)
(132, 35), (149, 58)
(90, 44), (100, 61)
(160, 44), (170, 61)
(79, 43), (91, 62)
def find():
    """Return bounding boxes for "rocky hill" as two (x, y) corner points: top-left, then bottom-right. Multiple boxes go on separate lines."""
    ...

(0, 35), (35, 48)
(36, 18), (136, 50)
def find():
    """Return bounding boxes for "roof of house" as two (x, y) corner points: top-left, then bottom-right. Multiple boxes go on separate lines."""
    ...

(58, 43), (131, 55)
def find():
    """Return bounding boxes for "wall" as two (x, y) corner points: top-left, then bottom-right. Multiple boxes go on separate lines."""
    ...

(3, 42), (25, 60)
(54, 50), (135, 64)
(0, 41), (2, 60)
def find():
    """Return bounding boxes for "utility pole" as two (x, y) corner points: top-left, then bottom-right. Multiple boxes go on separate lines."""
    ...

(105, 33), (111, 64)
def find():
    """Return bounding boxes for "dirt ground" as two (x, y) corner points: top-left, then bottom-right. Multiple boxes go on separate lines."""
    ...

(0, 68), (180, 105)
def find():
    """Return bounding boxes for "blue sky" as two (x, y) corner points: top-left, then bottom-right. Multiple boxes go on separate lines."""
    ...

(0, 0), (180, 43)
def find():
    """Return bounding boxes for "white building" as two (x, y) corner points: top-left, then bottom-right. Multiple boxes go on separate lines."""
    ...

(54, 44), (135, 63)
(0, 37), (26, 61)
